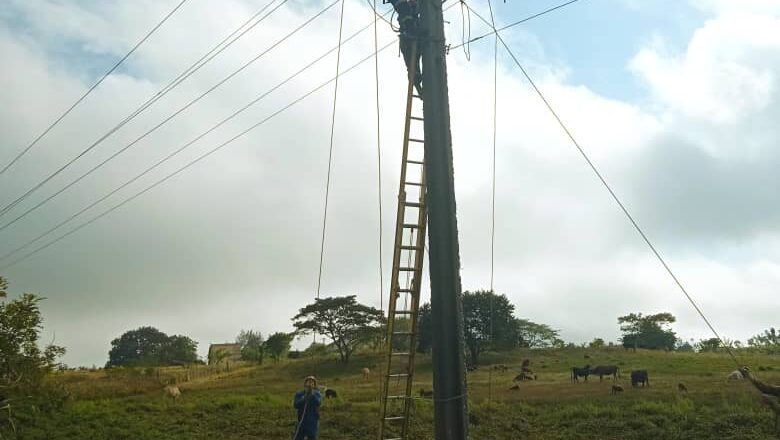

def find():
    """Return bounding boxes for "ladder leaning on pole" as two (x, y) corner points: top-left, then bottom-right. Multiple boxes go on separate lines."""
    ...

(378, 42), (427, 440)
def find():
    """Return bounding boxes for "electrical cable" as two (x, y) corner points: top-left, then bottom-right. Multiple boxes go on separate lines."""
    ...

(373, 0), (385, 315)
(0, 40), (397, 271)
(0, 0), (191, 176)
(0, 0), (334, 232)
(0, 11), (394, 266)
(486, 0), (498, 414)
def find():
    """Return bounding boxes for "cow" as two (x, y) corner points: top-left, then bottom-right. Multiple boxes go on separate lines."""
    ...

(591, 365), (620, 382)
(362, 367), (371, 379)
(611, 384), (624, 395)
(419, 388), (433, 398)
(677, 383), (688, 394)
(325, 388), (338, 399)
(631, 370), (649, 387)
(513, 371), (536, 381)
(571, 365), (591, 383)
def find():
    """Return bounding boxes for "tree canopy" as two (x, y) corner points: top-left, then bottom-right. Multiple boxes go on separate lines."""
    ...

(292, 295), (383, 363)
(265, 332), (294, 362)
(461, 290), (518, 365)
(618, 312), (677, 351)
(516, 318), (563, 348)
(107, 326), (198, 367)
(748, 327), (780, 354)
(236, 329), (265, 364)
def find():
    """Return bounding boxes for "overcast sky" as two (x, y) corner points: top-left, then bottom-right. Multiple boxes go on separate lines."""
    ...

(1, 0), (778, 367)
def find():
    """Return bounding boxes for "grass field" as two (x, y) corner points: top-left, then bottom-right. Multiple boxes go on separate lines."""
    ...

(13, 348), (780, 439)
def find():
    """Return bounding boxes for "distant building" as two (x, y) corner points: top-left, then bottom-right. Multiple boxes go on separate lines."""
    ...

(207, 343), (242, 365)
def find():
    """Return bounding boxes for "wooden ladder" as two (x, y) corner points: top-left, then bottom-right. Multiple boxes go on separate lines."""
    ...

(378, 43), (427, 440)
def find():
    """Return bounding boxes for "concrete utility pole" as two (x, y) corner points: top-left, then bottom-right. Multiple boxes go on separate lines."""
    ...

(419, 0), (469, 438)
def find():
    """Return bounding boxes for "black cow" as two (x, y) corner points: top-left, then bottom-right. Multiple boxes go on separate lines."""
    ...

(631, 370), (649, 387)
(591, 365), (620, 382)
(325, 388), (338, 399)
(571, 365), (591, 383)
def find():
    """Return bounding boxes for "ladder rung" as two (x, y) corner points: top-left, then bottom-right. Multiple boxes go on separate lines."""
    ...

(404, 201), (422, 207)
(400, 245), (422, 250)
(393, 331), (414, 336)
(393, 310), (413, 315)
(402, 223), (420, 229)
(405, 181), (422, 186)
(397, 288), (413, 292)
(410, 116), (423, 121)
(386, 395), (410, 399)
(388, 373), (410, 378)
(406, 159), (423, 165)
(409, 138), (424, 143)
(413, 94), (422, 99)
(384, 416), (405, 421)
(399, 267), (415, 271)
(391, 352), (411, 356)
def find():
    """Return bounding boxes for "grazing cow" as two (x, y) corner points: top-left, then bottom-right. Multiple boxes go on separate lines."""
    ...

(325, 388), (338, 399)
(419, 388), (433, 398)
(592, 365), (620, 382)
(611, 384), (624, 395)
(362, 367), (371, 379)
(571, 365), (591, 383)
(631, 370), (649, 387)
(163, 385), (181, 401)
(678, 383), (688, 394)
(508, 384), (520, 390)
(514, 371), (536, 381)
(727, 370), (745, 381)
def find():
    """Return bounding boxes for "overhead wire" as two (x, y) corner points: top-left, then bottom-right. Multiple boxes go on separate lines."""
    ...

(0, 9), (395, 267)
(449, 0), (581, 51)
(0, 0), (191, 176)
(486, 0), (498, 415)
(0, 40), (398, 271)
(463, 1), (742, 368)
(373, 0), (385, 314)
(315, 0), (348, 303)
(0, 0), (335, 233)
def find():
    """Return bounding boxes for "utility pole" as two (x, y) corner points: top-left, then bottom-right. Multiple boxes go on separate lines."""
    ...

(419, 0), (469, 438)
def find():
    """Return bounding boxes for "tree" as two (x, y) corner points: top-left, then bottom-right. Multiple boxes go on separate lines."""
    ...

(618, 312), (677, 351)
(462, 290), (518, 365)
(0, 277), (66, 434)
(107, 327), (198, 367)
(696, 337), (721, 352)
(265, 332), (293, 363)
(748, 327), (780, 354)
(292, 296), (383, 363)
(236, 330), (265, 364)
(515, 318), (562, 348)
(589, 338), (606, 349)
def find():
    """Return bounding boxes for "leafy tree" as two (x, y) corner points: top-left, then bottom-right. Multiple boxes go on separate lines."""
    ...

(292, 295), (383, 363)
(0, 277), (66, 434)
(515, 318), (562, 348)
(676, 339), (695, 352)
(696, 337), (721, 352)
(302, 342), (333, 358)
(416, 303), (433, 353)
(589, 338), (606, 349)
(462, 290), (518, 365)
(265, 332), (294, 363)
(618, 312), (677, 351)
(236, 330), (265, 364)
(107, 327), (197, 367)
(748, 327), (780, 354)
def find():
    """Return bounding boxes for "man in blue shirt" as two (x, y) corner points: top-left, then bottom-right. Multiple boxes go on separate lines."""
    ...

(293, 376), (322, 440)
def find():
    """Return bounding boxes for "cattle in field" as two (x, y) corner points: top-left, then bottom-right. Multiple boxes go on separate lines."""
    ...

(163, 385), (181, 401)
(419, 388), (433, 398)
(362, 367), (371, 379)
(591, 365), (620, 381)
(513, 371), (536, 381)
(611, 384), (624, 395)
(631, 370), (649, 387)
(571, 365), (591, 383)
(325, 389), (338, 399)
(508, 384), (520, 390)
(677, 383), (688, 394)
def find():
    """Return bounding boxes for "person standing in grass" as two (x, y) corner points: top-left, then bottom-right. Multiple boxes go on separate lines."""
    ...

(293, 375), (322, 440)
(740, 367), (780, 436)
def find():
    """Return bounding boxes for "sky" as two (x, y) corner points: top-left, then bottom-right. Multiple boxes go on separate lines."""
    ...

(0, 0), (779, 367)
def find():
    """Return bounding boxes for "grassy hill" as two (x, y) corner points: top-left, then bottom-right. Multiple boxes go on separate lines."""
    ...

(15, 348), (780, 439)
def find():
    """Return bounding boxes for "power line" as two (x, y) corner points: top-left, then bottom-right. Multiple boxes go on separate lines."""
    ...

(0, 40), (397, 271)
(0, 10), (393, 266)
(0, 0), (334, 233)
(0, 0), (191, 176)
(316, 0), (347, 301)
(372, 0), (385, 314)
(486, 0), (498, 411)
(464, 2), (741, 367)
(449, 0), (582, 51)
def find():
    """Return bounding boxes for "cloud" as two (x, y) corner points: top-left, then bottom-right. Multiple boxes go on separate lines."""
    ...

(1, 0), (779, 366)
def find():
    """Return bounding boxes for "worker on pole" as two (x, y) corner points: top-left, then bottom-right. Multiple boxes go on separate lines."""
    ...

(388, 0), (423, 94)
